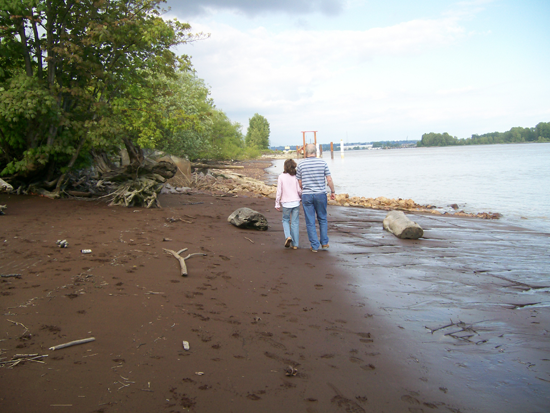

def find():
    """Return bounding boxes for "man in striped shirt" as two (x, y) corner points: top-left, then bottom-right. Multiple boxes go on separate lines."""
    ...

(296, 144), (336, 252)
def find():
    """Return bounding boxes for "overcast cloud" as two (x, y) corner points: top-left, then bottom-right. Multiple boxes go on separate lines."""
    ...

(165, 0), (550, 147)
(165, 0), (344, 17)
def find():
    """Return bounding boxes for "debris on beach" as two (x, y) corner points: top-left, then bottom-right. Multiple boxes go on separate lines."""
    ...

(0, 353), (48, 368)
(0, 205), (6, 215)
(56, 239), (69, 248)
(0, 274), (22, 279)
(163, 247), (206, 276)
(0, 178), (13, 193)
(48, 337), (96, 351)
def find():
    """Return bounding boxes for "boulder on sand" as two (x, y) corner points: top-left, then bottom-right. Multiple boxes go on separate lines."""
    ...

(228, 207), (268, 231)
(383, 210), (424, 239)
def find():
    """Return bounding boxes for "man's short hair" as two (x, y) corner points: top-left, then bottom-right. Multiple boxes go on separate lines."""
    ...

(305, 144), (316, 156)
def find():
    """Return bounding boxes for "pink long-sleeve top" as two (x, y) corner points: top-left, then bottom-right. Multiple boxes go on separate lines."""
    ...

(275, 173), (302, 209)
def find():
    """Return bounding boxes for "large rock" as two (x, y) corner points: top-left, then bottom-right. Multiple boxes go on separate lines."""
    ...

(383, 210), (424, 239)
(228, 207), (268, 231)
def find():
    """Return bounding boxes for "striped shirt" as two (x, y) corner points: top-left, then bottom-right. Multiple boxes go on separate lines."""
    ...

(296, 157), (331, 194)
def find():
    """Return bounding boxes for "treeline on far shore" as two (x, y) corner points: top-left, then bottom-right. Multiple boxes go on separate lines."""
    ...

(418, 122), (550, 147)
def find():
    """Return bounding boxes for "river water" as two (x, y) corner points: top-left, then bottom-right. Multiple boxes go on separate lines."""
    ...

(266, 142), (550, 233)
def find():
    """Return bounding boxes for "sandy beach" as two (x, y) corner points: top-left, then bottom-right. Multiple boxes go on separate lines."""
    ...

(1, 162), (549, 413)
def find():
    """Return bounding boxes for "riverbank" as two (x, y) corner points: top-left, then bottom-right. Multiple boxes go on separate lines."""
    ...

(193, 158), (502, 220)
(1, 163), (549, 412)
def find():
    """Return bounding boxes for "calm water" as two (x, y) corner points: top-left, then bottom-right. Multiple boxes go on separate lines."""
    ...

(266, 143), (550, 233)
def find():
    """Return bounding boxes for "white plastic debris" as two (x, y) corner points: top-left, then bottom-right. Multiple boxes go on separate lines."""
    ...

(182, 341), (190, 351)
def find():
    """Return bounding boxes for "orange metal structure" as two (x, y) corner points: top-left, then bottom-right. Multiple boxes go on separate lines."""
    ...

(300, 131), (318, 158)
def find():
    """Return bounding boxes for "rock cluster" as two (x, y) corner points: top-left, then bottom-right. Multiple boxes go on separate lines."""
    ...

(328, 193), (501, 219)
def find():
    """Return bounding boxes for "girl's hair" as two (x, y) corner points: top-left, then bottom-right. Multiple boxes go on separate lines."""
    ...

(284, 159), (297, 176)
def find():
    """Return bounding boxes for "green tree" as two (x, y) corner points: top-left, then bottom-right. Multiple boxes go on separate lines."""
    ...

(245, 113), (270, 149)
(0, 0), (203, 189)
(417, 132), (459, 147)
(535, 122), (550, 141)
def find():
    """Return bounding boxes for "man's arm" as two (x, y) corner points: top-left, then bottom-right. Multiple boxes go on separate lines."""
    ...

(326, 176), (336, 200)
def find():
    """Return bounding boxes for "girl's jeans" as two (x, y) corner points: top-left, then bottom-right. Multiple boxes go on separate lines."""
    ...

(282, 206), (300, 247)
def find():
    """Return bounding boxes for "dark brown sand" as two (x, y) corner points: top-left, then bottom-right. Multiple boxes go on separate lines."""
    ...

(0, 163), (549, 413)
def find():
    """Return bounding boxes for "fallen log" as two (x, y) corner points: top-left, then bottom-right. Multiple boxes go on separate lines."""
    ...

(383, 210), (424, 239)
(163, 248), (206, 276)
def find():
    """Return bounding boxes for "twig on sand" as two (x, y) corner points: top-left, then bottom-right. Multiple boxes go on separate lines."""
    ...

(0, 354), (48, 368)
(244, 237), (254, 244)
(49, 337), (95, 351)
(7, 319), (29, 335)
(163, 248), (206, 276)
(425, 319), (460, 334)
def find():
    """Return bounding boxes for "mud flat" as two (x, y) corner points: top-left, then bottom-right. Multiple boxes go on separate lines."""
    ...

(0, 188), (549, 413)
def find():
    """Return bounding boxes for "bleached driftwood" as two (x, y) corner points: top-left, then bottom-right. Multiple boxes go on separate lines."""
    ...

(383, 210), (424, 239)
(163, 248), (206, 276)
(0, 178), (13, 192)
(49, 337), (96, 351)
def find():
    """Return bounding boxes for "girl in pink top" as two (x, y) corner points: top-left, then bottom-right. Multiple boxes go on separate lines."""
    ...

(275, 159), (302, 249)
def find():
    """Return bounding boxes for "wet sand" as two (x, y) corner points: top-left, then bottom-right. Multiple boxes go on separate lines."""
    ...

(0, 174), (549, 412)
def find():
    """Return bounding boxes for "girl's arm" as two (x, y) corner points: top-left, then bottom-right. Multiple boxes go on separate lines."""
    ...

(275, 175), (283, 210)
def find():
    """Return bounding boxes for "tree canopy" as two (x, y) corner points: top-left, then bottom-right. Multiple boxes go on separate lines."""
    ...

(417, 122), (550, 147)
(0, 0), (257, 194)
(245, 113), (270, 149)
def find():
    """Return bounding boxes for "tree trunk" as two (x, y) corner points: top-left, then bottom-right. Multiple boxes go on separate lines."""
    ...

(123, 137), (144, 165)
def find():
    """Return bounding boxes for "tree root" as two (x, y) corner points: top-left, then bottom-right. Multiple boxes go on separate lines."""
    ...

(105, 176), (163, 208)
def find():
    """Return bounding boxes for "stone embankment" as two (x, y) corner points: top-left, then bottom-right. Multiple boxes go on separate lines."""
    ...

(186, 169), (501, 220)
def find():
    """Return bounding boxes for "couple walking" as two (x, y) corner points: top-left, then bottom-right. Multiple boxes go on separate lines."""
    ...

(274, 144), (336, 252)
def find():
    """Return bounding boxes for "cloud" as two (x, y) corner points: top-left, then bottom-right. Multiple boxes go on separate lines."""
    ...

(185, 16), (466, 115)
(164, 0), (344, 17)
(165, 1), (549, 145)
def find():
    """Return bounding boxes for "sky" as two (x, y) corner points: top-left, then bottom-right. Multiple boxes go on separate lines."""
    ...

(164, 0), (550, 147)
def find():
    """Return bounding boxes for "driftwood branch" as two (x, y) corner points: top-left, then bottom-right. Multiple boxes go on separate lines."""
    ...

(163, 248), (206, 276)
(49, 337), (96, 351)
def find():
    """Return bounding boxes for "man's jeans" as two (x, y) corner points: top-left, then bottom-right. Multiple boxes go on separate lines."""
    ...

(282, 206), (300, 247)
(302, 193), (328, 250)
